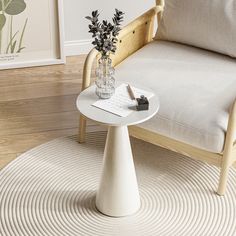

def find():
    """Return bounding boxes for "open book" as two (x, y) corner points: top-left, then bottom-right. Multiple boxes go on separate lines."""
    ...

(92, 83), (154, 117)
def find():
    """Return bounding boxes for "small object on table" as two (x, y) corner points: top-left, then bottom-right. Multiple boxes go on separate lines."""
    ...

(127, 84), (136, 100)
(136, 95), (149, 111)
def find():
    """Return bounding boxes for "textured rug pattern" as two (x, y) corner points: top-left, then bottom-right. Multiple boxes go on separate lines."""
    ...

(0, 132), (236, 236)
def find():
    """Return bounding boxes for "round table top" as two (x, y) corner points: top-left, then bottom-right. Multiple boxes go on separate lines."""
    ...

(76, 83), (160, 127)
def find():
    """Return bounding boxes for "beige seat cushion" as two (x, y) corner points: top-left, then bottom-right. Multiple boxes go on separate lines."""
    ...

(155, 0), (236, 58)
(115, 41), (236, 153)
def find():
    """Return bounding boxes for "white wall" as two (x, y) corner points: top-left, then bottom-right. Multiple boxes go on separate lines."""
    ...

(63, 0), (154, 55)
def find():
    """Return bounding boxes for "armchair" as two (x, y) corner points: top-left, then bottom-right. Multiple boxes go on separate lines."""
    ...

(79, 0), (236, 196)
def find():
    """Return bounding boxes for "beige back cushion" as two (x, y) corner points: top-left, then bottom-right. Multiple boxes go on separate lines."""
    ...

(155, 0), (236, 58)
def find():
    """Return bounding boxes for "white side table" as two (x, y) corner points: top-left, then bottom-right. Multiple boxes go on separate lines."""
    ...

(76, 84), (159, 217)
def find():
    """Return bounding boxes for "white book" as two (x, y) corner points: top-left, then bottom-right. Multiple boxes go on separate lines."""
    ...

(92, 83), (154, 117)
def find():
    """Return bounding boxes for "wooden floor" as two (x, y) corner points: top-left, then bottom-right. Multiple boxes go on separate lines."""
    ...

(0, 55), (99, 169)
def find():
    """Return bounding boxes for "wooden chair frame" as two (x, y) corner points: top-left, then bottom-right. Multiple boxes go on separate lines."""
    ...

(79, 0), (236, 195)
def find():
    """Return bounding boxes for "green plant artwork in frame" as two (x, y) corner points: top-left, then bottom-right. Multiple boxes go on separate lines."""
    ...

(0, 0), (27, 54)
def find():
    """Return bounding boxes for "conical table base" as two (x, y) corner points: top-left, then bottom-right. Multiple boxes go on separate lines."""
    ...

(96, 126), (140, 217)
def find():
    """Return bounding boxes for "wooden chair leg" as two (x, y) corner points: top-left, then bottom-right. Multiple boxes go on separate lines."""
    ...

(217, 164), (230, 196)
(217, 100), (236, 195)
(78, 116), (87, 143)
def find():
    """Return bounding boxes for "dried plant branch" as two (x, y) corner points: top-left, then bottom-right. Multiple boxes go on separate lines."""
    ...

(86, 9), (124, 58)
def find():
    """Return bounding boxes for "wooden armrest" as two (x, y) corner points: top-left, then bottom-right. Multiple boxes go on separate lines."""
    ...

(229, 99), (236, 140)
(224, 99), (236, 152)
(81, 5), (164, 91)
(81, 49), (98, 90)
(231, 100), (236, 147)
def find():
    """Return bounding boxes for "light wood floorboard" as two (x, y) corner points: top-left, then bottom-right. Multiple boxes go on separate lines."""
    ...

(0, 56), (84, 86)
(0, 55), (100, 169)
(0, 80), (81, 102)
(0, 94), (78, 118)
(0, 111), (81, 136)
(0, 153), (18, 169)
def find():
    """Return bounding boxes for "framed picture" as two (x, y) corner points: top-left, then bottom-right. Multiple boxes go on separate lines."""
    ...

(0, 0), (65, 69)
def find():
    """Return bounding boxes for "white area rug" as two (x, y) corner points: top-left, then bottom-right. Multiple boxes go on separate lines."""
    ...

(0, 132), (236, 236)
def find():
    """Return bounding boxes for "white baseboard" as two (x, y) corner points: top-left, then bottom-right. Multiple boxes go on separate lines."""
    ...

(64, 39), (93, 56)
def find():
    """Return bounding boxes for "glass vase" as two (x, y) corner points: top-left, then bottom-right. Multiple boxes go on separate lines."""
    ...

(95, 57), (115, 99)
